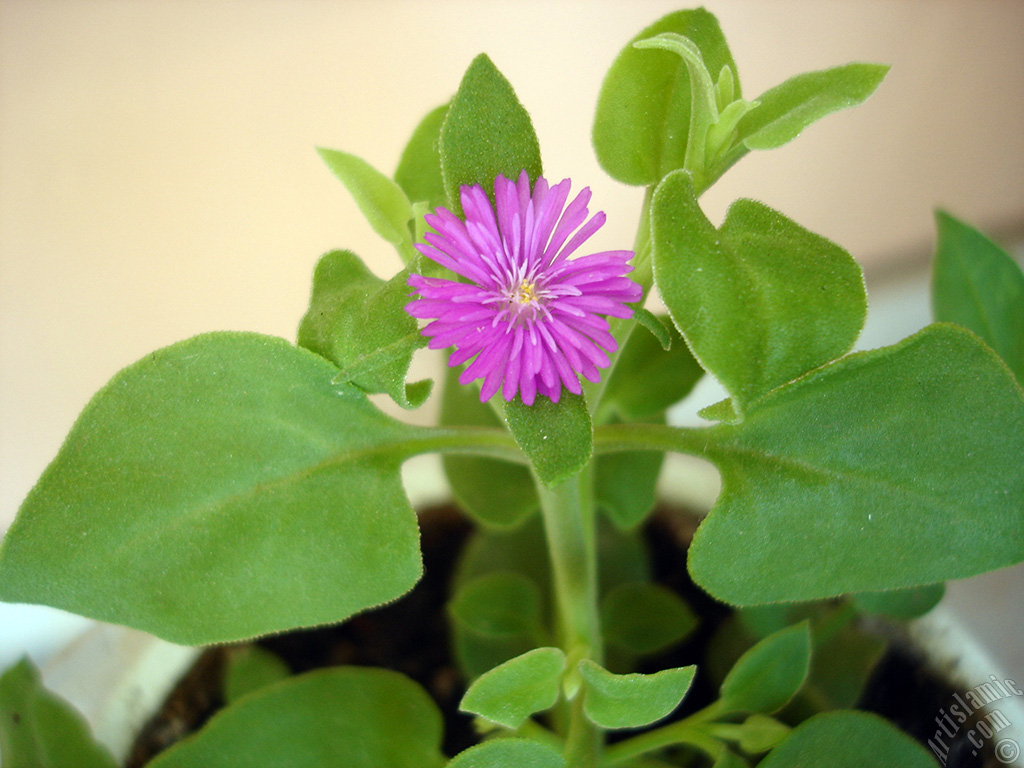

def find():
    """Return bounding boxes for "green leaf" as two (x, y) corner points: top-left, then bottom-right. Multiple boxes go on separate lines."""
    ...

(317, 148), (416, 262)
(451, 520), (552, 679)
(449, 572), (545, 641)
(758, 711), (938, 768)
(652, 170), (866, 412)
(394, 103), (449, 211)
(148, 667), (445, 768)
(632, 307), (673, 350)
(851, 583), (945, 620)
(601, 316), (704, 422)
(734, 714), (791, 754)
(459, 647), (567, 729)
(504, 393), (592, 487)
(595, 449), (664, 530)
(0, 658), (117, 768)
(440, 54), (543, 214)
(689, 324), (1024, 604)
(790, 622), (885, 716)
(447, 739), (567, 768)
(593, 8), (738, 186)
(601, 582), (698, 656)
(596, 521), (652, 593)
(709, 604), (885, 719)
(441, 365), (537, 528)
(698, 398), (739, 423)
(631, 32), (719, 190)
(932, 210), (1024, 381)
(718, 622), (811, 715)
(578, 660), (695, 729)
(0, 333), (426, 644)
(734, 64), (889, 151)
(297, 249), (431, 409)
(224, 646), (290, 704)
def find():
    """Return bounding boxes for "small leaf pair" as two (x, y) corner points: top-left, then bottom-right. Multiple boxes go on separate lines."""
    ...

(460, 647), (696, 732)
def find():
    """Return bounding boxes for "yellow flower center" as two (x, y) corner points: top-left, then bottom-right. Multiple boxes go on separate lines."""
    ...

(513, 280), (539, 305)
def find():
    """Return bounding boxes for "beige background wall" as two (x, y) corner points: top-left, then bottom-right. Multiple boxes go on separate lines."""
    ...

(2, 1), (1023, 530)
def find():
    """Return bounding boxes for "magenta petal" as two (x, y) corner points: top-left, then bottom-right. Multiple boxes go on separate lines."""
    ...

(404, 173), (641, 405)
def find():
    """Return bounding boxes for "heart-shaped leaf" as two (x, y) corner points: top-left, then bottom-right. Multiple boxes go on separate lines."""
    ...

(449, 572), (545, 641)
(652, 170), (866, 412)
(595, 448), (664, 530)
(0, 333), (427, 644)
(689, 324), (1024, 604)
(600, 315), (704, 422)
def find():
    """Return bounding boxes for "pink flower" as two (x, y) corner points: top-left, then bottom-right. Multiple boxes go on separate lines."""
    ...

(406, 171), (641, 406)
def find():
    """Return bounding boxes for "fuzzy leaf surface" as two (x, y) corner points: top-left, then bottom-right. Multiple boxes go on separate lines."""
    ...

(579, 660), (695, 729)
(652, 170), (866, 411)
(0, 658), (117, 768)
(0, 333), (426, 644)
(317, 148), (416, 261)
(758, 711), (938, 768)
(394, 103), (449, 211)
(504, 393), (592, 487)
(440, 54), (542, 213)
(148, 668), (445, 768)
(297, 249), (430, 409)
(459, 647), (566, 728)
(447, 739), (566, 768)
(689, 324), (1024, 604)
(734, 64), (889, 151)
(718, 623), (811, 715)
(593, 8), (737, 186)
(932, 210), (1024, 381)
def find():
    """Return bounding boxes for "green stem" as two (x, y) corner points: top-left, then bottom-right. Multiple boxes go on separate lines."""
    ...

(601, 718), (725, 767)
(401, 425), (526, 463)
(593, 422), (714, 459)
(536, 470), (603, 767)
(537, 473), (602, 660)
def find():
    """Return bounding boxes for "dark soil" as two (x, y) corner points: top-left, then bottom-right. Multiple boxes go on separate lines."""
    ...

(125, 506), (993, 767)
